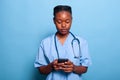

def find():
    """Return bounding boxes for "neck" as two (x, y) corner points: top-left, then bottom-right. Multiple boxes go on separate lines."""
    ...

(56, 32), (69, 39)
(56, 32), (69, 45)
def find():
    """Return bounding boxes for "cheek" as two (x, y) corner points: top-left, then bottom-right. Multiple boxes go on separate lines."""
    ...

(66, 23), (72, 28)
(55, 24), (61, 29)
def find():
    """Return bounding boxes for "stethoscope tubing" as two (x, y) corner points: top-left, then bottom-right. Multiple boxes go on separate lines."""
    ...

(54, 32), (82, 59)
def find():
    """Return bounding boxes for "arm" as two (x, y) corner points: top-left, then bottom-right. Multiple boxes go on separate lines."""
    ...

(73, 65), (88, 74)
(38, 62), (53, 75)
(38, 59), (62, 75)
(38, 59), (88, 75)
(61, 60), (88, 74)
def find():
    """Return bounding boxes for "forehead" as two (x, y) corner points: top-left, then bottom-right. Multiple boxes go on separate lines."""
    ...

(55, 11), (72, 18)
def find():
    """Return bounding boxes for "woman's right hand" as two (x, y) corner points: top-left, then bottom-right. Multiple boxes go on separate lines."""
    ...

(52, 59), (64, 71)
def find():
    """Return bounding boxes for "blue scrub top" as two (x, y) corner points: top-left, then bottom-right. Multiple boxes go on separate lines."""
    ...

(34, 33), (92, 80)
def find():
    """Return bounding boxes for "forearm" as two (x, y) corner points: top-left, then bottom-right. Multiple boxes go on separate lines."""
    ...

(38, 63), (53, 75)
(73, 65), (88, 74)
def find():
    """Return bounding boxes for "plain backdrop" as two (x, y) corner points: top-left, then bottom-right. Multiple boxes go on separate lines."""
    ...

(0, 0), (120, 80)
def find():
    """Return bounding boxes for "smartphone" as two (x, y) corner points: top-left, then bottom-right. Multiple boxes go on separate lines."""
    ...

(58, 58), (68, 63)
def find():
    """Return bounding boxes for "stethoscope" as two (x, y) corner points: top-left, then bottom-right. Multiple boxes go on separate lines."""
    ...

(54, 32), (82, 59)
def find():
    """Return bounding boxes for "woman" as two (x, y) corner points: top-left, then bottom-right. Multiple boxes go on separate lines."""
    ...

(34, 5), (91, 80)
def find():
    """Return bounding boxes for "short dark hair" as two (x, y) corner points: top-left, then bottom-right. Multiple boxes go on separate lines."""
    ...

(53, 5), (72, 17)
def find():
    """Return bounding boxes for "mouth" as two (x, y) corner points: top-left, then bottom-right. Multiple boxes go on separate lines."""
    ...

(60, 29), (67, 32)
(59, 29), (69, 35)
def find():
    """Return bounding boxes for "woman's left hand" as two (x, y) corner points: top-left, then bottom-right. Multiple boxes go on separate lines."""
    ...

(62, 60), (74, 73)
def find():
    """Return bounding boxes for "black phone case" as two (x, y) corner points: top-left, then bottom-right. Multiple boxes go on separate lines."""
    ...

(58, 58), (68, 63)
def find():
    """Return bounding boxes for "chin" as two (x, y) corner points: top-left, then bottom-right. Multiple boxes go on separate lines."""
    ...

(60, 32), (69, 35)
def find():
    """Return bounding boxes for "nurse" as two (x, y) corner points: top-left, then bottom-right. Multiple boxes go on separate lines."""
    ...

(34, 5), (91, 80)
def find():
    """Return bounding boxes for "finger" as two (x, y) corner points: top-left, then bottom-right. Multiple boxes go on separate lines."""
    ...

(54, 66), (63, 71)
(54, 59), (58, 63)
(53, 59), (58, 65)
(64, 61), (73, 65)
(62, 68), (73, 73)
(57, 63), (64, 66)
(62, 64), (74, 68)
(54, 67), (60, 71)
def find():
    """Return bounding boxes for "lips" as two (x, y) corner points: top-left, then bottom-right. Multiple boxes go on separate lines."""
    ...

(60, 29), (68, 34)
(61, 29), (67, 32)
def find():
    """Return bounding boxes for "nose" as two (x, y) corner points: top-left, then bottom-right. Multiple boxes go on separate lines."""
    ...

(61, 22), (66, 28)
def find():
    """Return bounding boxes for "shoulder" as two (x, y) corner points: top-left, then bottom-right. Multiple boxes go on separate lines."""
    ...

(74, 34), (88, 45)
(42, 34), (54, 43)
(75, 34), (87, 41)
(40, 34), (55, 47)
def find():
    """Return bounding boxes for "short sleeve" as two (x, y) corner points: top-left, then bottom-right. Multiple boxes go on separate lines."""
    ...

(80, 39), (92, 67)
(34, 42), (48, 68)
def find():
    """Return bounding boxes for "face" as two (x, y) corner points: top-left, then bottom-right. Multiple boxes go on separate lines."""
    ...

(54, 11), (72, 35)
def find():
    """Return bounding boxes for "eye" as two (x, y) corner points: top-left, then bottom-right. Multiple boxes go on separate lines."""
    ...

(66, 20), (70, 24)
(56, 20), (62, 24)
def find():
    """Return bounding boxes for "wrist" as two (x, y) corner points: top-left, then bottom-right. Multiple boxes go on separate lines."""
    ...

(48, 62), (54, 71)
(73, 65), (76, 73)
